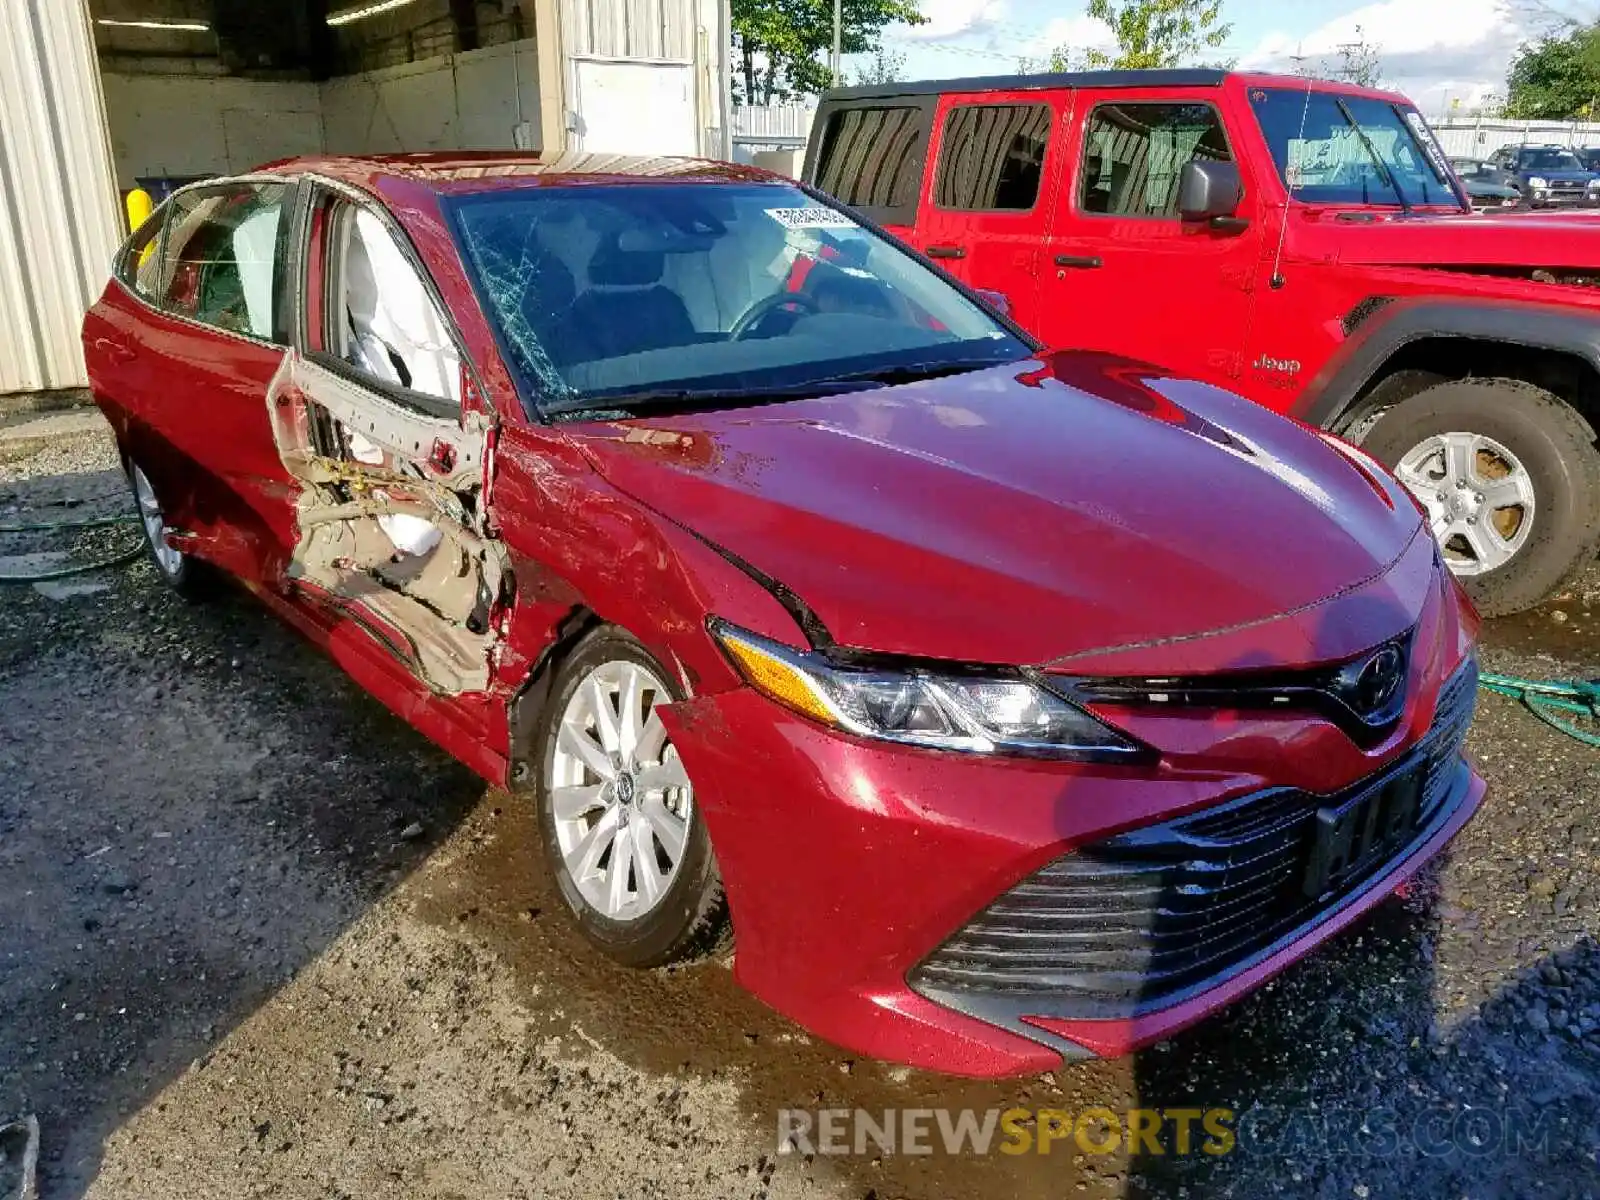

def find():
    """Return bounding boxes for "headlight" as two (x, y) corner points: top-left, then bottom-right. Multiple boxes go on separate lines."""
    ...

(1528, 176), (1548, 189)
(1587, 179), (1600, 191)
(711, 621), (1143, 760)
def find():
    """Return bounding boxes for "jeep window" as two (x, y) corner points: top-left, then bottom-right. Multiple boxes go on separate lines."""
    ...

(813, 105), (926, 214)
(935, 103), (1052, 211)
(1250, 89), (1455, 206)
(448, 183), (1028, 416)
(1078, 104), (1231, 218)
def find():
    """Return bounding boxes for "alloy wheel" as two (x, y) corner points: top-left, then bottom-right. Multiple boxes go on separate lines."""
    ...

(131, 465), (184, 578)
(1393, 430), (1536, 575)
(547, 659), (693, 923)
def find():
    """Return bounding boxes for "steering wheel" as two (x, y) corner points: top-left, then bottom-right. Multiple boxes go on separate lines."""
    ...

(729, 291), (821, 340)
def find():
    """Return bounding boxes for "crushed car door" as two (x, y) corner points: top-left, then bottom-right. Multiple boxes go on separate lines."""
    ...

(264, 186), (509, 700)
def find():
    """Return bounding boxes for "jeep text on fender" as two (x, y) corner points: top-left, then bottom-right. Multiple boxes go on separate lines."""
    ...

(806, 70), (1600, 616)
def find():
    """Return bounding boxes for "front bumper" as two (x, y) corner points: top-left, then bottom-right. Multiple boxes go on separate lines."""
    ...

(661, 646), (1485, 1077)
(1528, 187), (1599, 206)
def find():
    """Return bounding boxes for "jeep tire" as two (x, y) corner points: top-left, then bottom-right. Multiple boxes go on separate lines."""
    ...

(1361, 378), (1600, 617)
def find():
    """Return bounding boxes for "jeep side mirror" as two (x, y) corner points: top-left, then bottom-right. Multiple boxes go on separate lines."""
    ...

(1178, 161), (1246, 230)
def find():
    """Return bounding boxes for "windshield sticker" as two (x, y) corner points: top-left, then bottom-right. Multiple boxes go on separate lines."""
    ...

(766, 206), (858, 230)
(1404, 111), (1450, 176)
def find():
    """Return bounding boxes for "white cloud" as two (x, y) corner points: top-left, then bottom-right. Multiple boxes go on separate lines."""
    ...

(1023, 13), (1116, 59)
(900, 0), (1007, 42)
(1243, 0), (1596, 109)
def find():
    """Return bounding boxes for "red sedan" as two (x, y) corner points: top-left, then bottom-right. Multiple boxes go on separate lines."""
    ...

(82, 153), (1484, 1077)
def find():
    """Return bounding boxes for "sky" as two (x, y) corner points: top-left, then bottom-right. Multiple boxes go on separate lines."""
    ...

(861, 0), (1600, 117)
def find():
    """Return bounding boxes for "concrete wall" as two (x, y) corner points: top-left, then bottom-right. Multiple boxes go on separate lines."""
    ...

(102, 38), (544, 184)
(321, 39), (541, 155)
(101, 74), (323, 185)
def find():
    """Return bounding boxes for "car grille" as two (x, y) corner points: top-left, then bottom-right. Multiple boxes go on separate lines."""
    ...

(909, 659), (1478, 1017)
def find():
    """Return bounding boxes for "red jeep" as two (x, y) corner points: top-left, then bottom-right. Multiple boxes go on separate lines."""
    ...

(806, 69), (1600, 615)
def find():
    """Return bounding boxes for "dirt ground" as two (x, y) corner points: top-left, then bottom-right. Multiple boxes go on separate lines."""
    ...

(2, 413), (1597, 1200)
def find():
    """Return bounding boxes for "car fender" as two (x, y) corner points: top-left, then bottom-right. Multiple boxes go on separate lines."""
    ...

(1294, 295), (1600, 430)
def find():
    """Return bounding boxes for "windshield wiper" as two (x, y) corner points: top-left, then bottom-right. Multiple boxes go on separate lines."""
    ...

(829, 358), (1010, 386)
(1335, 97), (1412, 215)
(547, 358), (1016, 420)
(546, 379), (880, 420)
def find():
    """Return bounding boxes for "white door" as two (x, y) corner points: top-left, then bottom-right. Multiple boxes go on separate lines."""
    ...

(572, 60), (696, 156)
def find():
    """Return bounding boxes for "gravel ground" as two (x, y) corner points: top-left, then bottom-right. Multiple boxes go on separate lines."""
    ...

(1, 414), (1596, 1200)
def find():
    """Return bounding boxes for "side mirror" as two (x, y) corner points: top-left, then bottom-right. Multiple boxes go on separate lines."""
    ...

(1178, 160), (1246, 229)
(973, 287), (1011, 317)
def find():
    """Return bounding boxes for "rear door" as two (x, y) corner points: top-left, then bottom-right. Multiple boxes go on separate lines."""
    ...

(910, 90), (1065, 330)
(1039, 91), (1263, 386)
(123, 181), (302, 583)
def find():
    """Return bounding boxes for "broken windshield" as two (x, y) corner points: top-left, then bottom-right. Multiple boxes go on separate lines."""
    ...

(1249, 87), (1459, 207)
(447, 183), (1030, 416)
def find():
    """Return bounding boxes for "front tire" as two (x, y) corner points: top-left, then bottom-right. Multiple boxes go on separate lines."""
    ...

(1361, 378), (1600, 616)
(533, 628), (728, 968)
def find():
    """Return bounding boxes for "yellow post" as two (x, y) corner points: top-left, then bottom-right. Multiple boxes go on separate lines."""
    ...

(124, 187), (153, 234)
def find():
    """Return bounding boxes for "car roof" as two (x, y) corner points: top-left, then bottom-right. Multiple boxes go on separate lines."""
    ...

(253, 151), (784, 194)
(823, 68), (1410, 105)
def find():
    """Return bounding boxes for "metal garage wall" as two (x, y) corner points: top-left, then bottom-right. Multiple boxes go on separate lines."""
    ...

(558, 0), (726, 156)
(0, 0), (123, 394)
(561, 0), (694, 59)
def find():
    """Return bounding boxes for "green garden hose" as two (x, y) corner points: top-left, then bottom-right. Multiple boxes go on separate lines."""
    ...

(1479, 672), (1600, 749)
(0, 512), (143, 583)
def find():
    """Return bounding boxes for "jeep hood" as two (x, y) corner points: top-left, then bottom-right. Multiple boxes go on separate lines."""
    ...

(1294, 206), (1600, 271)
(566, 352), (1426, 667)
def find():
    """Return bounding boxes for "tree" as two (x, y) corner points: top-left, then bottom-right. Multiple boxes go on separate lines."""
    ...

(1328, 24), (1383, 87)
(1506, 22), (1600, 118)
(852, 46), (907, 86)
(1041, 0), (1232, 72)
(732, 0), (924, 104)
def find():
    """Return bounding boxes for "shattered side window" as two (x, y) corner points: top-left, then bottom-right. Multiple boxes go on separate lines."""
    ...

(329, 204), (463, 408)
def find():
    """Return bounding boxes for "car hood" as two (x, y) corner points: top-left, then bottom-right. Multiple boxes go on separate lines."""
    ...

(567, 352), (1425, 667)
(1292, 205), (1600, 269)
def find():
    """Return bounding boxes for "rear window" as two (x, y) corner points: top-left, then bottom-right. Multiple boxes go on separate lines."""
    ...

(935, 103), (1052, 211)
(812, 105), (927, 221)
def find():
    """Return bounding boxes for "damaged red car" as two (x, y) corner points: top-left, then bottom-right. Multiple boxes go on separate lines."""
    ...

(83, 153), (1484, 1077)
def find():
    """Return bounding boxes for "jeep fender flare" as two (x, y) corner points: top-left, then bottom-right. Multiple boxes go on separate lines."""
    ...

(1292, 296), (1600, 431)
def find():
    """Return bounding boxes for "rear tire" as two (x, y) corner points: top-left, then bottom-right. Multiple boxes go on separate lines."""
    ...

(128, 460), (213, 602)
(533, 627), (729, 968)
(1360, 378), (1600, 616)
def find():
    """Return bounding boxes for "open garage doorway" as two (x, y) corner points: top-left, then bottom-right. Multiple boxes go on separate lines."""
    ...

(0, 0), (729, 395)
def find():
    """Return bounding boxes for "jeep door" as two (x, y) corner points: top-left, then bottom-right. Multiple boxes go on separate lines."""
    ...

(909, 90), (1067, 330)
(1039, 91), (1263, 387)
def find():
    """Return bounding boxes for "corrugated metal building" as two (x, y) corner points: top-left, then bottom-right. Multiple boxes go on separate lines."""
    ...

(0, 0), (123, 394)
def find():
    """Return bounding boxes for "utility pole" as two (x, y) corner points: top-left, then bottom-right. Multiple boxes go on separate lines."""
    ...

(832, 0), (842, 86)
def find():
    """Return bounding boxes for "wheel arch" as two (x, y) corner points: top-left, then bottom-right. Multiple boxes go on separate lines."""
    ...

(1296, 298), (1600, 441)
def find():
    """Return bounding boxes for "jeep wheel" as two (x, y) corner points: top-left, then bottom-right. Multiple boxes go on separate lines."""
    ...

(1362, 378), (1600, 617)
